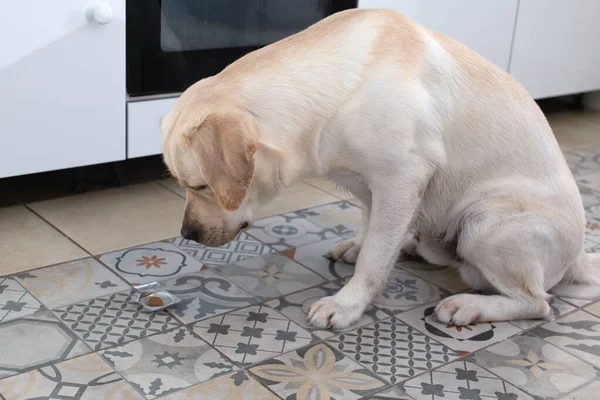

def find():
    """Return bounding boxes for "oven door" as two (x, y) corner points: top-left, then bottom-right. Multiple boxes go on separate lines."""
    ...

(127, 0), (357, 97)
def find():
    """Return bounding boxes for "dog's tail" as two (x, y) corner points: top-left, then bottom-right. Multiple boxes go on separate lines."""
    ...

(553, 252), (600, 300)
(566, 252), (600, 286)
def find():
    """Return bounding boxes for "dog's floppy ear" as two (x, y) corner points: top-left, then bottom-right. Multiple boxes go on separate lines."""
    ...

(185, 111), (258, 211)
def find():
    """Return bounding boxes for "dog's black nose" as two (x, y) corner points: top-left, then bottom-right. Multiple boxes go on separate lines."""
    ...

(181, 226), (200, 242)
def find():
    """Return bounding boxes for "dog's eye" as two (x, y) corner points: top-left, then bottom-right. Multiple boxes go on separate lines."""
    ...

(191, 185), (208, 191)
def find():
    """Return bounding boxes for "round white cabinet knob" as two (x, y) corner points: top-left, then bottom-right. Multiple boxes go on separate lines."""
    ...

(87, 3), (113, 25)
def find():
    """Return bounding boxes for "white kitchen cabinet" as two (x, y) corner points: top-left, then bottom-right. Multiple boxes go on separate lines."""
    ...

(0, 1), (125, 179)
(358, 0), (519, 71)
(127, 98), (178, 159)
(509, 0), (600, 99)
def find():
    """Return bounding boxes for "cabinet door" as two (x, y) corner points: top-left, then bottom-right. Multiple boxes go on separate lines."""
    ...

(509, 0), (600, 99)
(0, 1), (125, 178)
(358, 0), (518, 71)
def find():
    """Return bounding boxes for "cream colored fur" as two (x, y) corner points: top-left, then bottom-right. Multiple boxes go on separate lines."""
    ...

(161, 9), (599, 328)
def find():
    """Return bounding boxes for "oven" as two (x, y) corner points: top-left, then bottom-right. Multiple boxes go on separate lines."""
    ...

(126, 0), (358, 98)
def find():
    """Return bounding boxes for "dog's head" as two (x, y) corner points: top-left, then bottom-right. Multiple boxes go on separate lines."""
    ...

(162, 99), (284, 247)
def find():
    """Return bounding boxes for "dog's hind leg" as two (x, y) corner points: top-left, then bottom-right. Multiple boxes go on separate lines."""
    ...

(434, 210), (565, 325)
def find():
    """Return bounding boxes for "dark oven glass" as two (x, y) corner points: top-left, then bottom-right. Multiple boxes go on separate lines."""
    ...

(127, 0), (358, 97)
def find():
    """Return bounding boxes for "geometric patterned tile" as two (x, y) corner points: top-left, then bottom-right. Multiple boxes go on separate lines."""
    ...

(250, 342), (387, 400)
(396, 303), (523, 354)
(0, 309), (90, 379)
(102, 327), (235, 399)
(159, 370), (278, 400)
(55, 291), (180, 351)
(99, 242), (204, 285)
(265, 281), (389, 340)
(161, 269), (259, 324)
(402, 359), (535, 400)
(473, 334), (598, 399)
(246, 212), (337, 251)
(216, 253), (325, 301)
(283, 237), (356, 281)
(191, 304), (313, 366)
(168, 232), (276, 268)
(298, 200), (363, 239)
(511, 296), (577, 330)
(531, 310), (600, 368)
(564, 146), (600, 177)
(16, 258), (129, 309)
(0, 352), (143, 400)
(367, 385), (415, 399)
(373, 270), (450, 316)
(0, 276), (42, 323)
(327, 318), (459, 384)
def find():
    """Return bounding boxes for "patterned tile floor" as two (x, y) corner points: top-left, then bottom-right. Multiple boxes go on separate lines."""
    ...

(4, 143), (600, 399)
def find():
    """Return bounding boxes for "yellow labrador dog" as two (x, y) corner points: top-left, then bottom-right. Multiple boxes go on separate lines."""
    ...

(161, 9), (599, 328)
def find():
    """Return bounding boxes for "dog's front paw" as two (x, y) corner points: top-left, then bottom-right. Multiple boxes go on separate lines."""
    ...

(329, 240), (361, 264)
(307, 295), (365, 329)
(434, 294), (481, 326)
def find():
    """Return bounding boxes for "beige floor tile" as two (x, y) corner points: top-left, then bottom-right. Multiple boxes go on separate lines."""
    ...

(0, 206), (87, 276)
(29, 183), (185, 255)
(255, 182), (337, 219)
(304, 177), (354, 200)
(549, 110), (600, 151)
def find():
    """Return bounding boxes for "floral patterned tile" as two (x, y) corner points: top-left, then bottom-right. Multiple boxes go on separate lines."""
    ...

(473, 334), (598, 399)
(191, 304), (313, 366)
(216, 253), (325, 301)
(161, 268), (259, 324)
(282, 237), (355, 281)
(297, 200), (363, 239)
(327, 318), (459, 384)
(102, 327), (235, 399)
(395, 260), (470, 294)
(511, 297), (577, 330)
(584, 206), (600, 253)
(265, 281), (390, 340)
(559, 379), (600, 400)
(366, 385), (415, 399)
(585, 301), (600, 318)
(0, 276), (42, 323)
(168, 232), (276, 268)
(564, 146), (600, 177)
(373, 269), (449, 316)
(55, 291), (180, 351)
(16, 258), (129, 309)
(249, 342), (387, 400)
(99, 242), (204, 285)
(551, 282), (600, 308)
(0, 352), (143, 400)
(396, 303), (523, 354)
(402, 359), (535, 400)
(246, 212), (338, 250)
(159, 370), (278, 400)
(0, 309), (90, 379)
(531, 310), (600, 368)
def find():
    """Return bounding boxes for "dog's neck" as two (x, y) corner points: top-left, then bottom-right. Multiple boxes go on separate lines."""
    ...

(239, 87), (346, 188)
